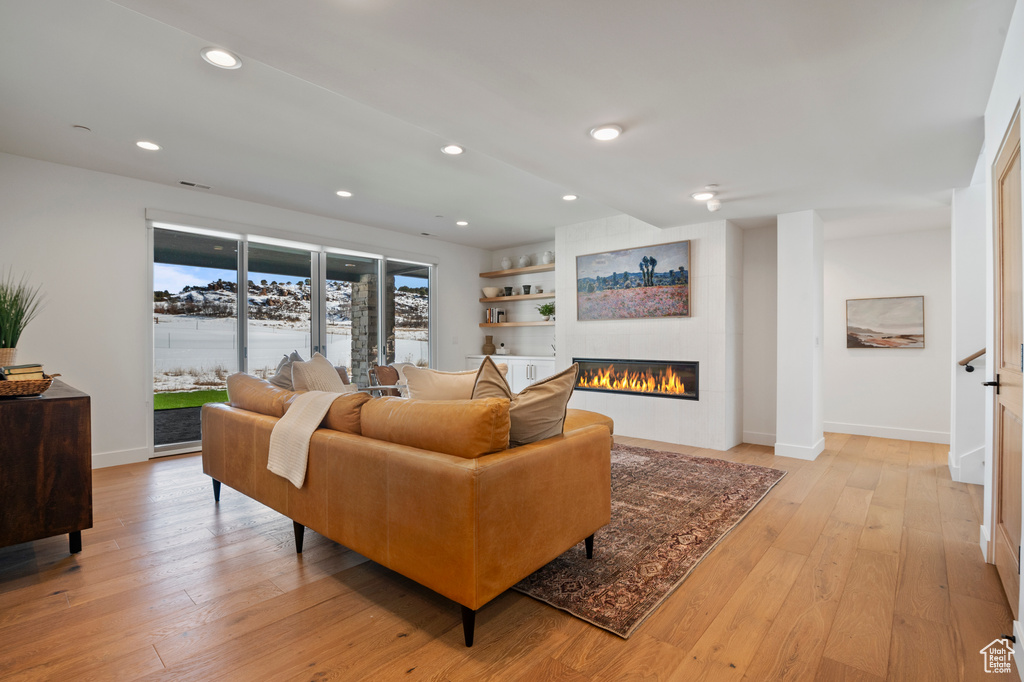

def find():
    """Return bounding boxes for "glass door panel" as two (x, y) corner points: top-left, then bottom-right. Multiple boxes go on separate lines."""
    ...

(153, 228), (239, 446)
(325, 252), (379, 388)
(247, 244), (313, 377)
(386, 260), (430, 367)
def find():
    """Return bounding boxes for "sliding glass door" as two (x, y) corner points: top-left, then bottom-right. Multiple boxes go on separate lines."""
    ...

(246, 243), (314, 379)
(152, 223), (434, 448)
(153, 228), (240, 446)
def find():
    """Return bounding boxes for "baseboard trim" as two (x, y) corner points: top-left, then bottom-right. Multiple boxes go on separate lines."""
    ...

(980, 524), (992, 563)
(823, 421), (949, 445)
(743, 431), (776, 447)
(92, 447), (151, 469)
(774, 437), (825, 461)
(948, 444), (986, 485)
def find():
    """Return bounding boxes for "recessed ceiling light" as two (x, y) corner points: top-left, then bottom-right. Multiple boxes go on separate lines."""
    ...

(562, 194), (578, 201)
(136, 140), (160, 151)
(456, 221), (469, 227)
(421, 232), (432, 236)
(336, 190), (353, 197)
(201, 47), (241, 69)
(589, 124), (622, 141)
(441, 144), (464, 155)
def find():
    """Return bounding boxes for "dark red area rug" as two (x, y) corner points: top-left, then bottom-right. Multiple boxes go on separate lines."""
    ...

(513, 443), (786, 637)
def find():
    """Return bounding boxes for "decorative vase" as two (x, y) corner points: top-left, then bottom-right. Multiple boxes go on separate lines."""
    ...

(0, 347), (16, 366)
(541, 250), (554, 264)
(500, 257), (513, 270)
(522, 285), (531, 294)
(518, 255), (531, 268)
(482, 335), (496, 355)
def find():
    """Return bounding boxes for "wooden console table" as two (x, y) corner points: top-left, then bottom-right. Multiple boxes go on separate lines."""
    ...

(0, 380), (92, 553)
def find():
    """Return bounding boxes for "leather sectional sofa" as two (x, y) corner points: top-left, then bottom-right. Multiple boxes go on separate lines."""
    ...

(200, 375), (613, 645)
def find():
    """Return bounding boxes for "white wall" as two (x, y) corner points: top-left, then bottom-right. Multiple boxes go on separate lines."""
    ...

(743, 225), (778, 446)
(0, 152), (487, 468)
(950, 183), (988, 484)
(555, 214), (743, 450)
(822, 228), (952, 443)
(480, 240), (557, 358)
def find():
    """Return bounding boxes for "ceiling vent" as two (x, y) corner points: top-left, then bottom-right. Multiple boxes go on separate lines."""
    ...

(179, 181), (212, 190)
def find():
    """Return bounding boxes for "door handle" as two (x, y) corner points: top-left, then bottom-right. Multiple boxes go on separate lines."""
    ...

(984, 374), (1000, 395)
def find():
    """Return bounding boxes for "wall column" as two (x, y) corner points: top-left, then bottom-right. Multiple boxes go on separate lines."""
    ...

(775, 210), (825, 459)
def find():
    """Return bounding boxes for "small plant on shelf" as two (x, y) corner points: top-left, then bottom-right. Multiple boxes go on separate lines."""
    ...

(536, 302), (555, 321)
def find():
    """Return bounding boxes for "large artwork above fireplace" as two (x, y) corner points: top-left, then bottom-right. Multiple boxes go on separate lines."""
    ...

(574, 358), (698, 401)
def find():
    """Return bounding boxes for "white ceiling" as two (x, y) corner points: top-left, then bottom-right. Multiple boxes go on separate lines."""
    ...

(0, 0), (1014, 249)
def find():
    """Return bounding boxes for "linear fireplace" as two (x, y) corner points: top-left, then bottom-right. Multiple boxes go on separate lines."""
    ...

(573, 358), (698, 400)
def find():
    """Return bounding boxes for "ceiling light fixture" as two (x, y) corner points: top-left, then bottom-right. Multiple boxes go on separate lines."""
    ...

(136, 140), (160, 151)
(589, 124), (622, 141)
(562, 194), (578, 201)
(336, 190), (352, 197)
(456, 221), (469, 227)
(707, 199), (722, 212)
(201, 47), (242, 69)
(691, 190), (715, 201)
(441, 144), (464, 155)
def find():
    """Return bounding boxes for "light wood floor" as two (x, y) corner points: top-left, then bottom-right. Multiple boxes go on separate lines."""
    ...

(0, 433), (1015, 681)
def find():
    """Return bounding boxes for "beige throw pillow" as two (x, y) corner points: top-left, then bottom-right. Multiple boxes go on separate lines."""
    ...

(291, 352), (354, 393)
(472, 355), (579, 445)
(268, 350), (303, 390)
(404, 363), (507, 400)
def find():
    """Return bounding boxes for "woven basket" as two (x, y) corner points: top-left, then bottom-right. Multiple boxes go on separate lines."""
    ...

(0, 373), (60, 397)
(0, 347), (16, 366)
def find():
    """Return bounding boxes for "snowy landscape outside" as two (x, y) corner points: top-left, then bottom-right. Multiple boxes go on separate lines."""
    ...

(154, 266), (428, 395)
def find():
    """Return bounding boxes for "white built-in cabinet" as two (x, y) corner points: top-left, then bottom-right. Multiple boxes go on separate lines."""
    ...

(466, 355), (556, 393)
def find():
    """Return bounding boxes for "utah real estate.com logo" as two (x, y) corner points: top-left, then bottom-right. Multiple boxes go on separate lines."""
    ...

(980, 638), (1015, 674)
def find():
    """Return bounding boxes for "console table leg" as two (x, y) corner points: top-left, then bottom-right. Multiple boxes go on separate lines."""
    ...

(461, 606), (476, 647)
(585, 534), (594, 559)
(69, 531), (82, 554)
(293, 521), (305, 554)
(212, 479), (221, 503)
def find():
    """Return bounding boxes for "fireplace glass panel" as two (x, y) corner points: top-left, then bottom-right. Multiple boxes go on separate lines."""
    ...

(573, 358), (698, 400)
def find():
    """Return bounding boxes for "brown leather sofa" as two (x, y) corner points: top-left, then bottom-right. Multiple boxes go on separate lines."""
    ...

(200, 376), (613, 646)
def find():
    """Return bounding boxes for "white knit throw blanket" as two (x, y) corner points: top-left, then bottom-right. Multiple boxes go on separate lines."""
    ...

(267, 391), (341, 488)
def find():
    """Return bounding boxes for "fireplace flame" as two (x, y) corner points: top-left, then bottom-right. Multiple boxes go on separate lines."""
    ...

(577, 364), (688, 396)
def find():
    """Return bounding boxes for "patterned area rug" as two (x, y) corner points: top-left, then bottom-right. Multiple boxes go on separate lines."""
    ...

(513, 443), (786, 638)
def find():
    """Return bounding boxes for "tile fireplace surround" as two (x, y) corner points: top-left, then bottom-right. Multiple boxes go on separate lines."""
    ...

(557, 216), (742, 450)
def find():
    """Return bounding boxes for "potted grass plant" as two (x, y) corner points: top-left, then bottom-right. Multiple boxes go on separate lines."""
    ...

(0, 269), (45, 366)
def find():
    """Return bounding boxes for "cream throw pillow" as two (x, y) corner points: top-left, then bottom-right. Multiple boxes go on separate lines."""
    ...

(268, 350), (303, 390)
(291, 352), (354, 393)
(472, 355), (579, 445)
(404, 363), (507, 400)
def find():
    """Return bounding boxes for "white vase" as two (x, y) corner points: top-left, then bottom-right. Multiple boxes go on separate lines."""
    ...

(518, 255), (531, 268)
(500, 257), (512, 270)
(541, 250), (554, 264)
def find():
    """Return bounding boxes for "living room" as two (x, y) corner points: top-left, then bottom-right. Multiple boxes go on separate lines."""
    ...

(2, 0), (1024, 679)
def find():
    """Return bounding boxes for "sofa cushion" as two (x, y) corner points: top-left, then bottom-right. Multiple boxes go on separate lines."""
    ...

(268, 351), (303, 390)
(226, 372), (368, 433)
(292, 352), (354, 393)
(472, 356), (579, 446)
(404, 363), (507, 400)
(360, 396), (510, 458)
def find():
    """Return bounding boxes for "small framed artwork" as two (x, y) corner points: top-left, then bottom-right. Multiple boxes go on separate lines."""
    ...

(576, 240), (690, 320)
(846, 296), (924, 348)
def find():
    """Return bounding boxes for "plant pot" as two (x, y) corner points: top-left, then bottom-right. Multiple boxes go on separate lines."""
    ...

(0, 347), (16, 366)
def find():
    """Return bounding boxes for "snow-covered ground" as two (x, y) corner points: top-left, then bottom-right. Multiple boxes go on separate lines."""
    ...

(153, 280), (428, 392)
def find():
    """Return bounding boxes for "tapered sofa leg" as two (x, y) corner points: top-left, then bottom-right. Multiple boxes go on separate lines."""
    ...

(293, 521), (305, 554)
(212, 479), (221, 503)
(461, 606), (476, 647)
(585, 534), (594, 559)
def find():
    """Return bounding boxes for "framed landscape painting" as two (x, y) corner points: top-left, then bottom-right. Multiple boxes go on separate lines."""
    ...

(846, 296), (924, 348)
(576, 240), (690, 321)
